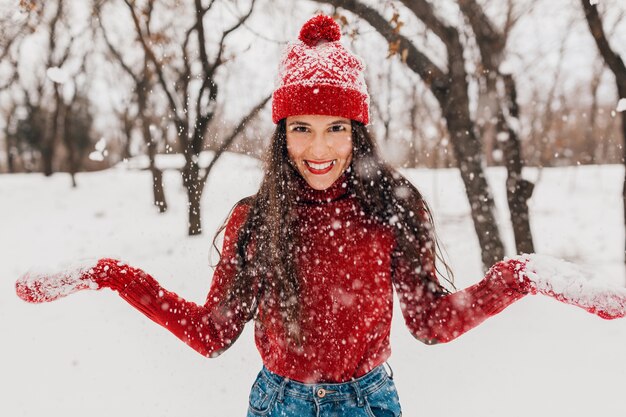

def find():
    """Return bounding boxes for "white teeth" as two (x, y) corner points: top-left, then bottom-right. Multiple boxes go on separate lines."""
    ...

(306, 160), (335, 170)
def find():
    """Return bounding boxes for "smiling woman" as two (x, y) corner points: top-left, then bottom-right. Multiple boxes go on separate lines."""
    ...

(286, 115), (353, 190)
(16, 13), (589, 417)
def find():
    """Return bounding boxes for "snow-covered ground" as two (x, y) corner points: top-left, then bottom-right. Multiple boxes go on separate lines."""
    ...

(2, 153), (625, 417)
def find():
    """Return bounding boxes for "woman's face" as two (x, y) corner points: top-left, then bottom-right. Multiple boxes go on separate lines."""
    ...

(286, 114), (353, 190)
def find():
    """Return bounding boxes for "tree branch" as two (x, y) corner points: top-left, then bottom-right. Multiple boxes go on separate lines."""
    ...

(399, 0), (453, 42)
(194, 0), (214, 79)
(457, 0), (506, 64)
(207, 0), (256, 76)
(312, 0), (446, 88)
(97, 10), (140, 84)
(581, 0), (626, 84)
(200, 93), (271, 185)
(123, 0), (184, 130)
(195, 0), (256, 131)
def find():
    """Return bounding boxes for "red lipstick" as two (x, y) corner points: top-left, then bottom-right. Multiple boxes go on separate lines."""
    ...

(304, 160), (336, 175)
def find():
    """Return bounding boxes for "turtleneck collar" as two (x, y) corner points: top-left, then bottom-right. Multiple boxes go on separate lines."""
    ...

(294, 168), (353, 205)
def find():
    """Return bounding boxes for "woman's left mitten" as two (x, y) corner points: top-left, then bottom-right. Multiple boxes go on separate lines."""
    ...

(15, 258), (128, 303)
(485, 258), (537, 296)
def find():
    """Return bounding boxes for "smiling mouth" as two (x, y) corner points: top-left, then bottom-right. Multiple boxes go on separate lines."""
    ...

(304, 160), (336, 174)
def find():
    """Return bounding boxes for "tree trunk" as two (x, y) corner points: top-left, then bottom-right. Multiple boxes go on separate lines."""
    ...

(498, 74), (534, 254)
(144, 125), (167, 213)
(7, 141), (15, 173)
(137, 74), (167, 213)
(41, 145), (54, 176)
(61, 102), (79, 188)
(41, 100), (55, 176)
(151, 166), (167, 212)
(42, 86), (63, 177)
(439, 30), (506, 267)
(178, 121), (204, 237)
(444, 105), (505, 266)
(182, 152), (203, 235)
(458, 0), (535, 255)
(618, 88), (626, 266)
(121, 110), (133, 161)
(622, 110), (626, 265)
(5, 110), (15, 173)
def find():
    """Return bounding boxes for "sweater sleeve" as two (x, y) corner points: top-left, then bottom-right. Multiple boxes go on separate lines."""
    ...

(392, 246), (530, 345)
(105, 203), (252, 358)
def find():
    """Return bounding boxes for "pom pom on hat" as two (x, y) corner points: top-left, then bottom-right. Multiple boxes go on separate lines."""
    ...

(298, 14), (341, 47)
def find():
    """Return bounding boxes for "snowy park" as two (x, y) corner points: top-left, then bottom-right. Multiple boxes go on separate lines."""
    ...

(3, 0), (626, 416)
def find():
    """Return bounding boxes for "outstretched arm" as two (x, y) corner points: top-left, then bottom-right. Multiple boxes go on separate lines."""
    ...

(16, 203), (252, 358)
(394, 248), (626, 346)
(394, 253), (531, 345)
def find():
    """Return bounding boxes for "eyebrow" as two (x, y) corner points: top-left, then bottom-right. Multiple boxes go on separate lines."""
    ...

(287, 120), (351, 126)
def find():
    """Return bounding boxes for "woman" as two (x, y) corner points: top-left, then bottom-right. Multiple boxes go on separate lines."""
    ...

(15, 15), (621, 417)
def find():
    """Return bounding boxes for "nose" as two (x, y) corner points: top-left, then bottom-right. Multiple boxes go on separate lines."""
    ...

(309, 131), (330, 158)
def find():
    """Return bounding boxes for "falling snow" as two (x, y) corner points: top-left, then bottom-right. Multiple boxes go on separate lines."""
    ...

(45, 67), (69, 84)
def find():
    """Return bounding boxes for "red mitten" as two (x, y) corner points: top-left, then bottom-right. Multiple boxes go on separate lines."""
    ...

(16, 258), (134, 303)
(512, 254), (626, 319)
(484, 257), (537, 296)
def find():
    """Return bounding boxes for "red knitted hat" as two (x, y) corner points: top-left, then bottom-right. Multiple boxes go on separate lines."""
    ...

(271, 15), (370, 125)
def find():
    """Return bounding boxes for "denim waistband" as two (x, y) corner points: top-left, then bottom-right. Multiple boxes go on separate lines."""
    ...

(259, 364), (391, 404)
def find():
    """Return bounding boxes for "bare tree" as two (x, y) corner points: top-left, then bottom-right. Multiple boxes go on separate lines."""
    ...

(63, 91), (94, 187)
(1, 1), (103, 182)
(458, 0), (535, 254)
(96, 0), (168, 212)
(41, 0), (73, 176)
(0, 26), (30, 172)
(120, 0), (264, 235)
(317, 0), (505, 268)
(0, 6), (40, 173)
(580, 0), (626, 262)
(7, 0), (86, 177)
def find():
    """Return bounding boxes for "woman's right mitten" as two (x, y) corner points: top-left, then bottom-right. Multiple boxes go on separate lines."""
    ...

(15, 258), (134, 303)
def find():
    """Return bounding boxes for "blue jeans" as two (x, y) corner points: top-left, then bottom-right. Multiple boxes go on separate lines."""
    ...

(246, 363), (402, 417)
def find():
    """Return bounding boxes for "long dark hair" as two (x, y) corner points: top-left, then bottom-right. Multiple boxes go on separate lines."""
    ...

(211, 119), (454, 345)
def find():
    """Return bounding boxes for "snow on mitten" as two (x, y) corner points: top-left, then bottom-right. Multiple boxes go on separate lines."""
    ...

(512, 254), (626, 319)
(484, 257), (537, 296)
(15, 258), (134, 303)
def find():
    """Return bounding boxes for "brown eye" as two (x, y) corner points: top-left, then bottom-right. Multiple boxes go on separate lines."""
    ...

(330, 124), (346, 132)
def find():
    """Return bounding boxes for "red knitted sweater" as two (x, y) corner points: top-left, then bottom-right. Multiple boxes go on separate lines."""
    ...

(107, 172), (528, 383)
